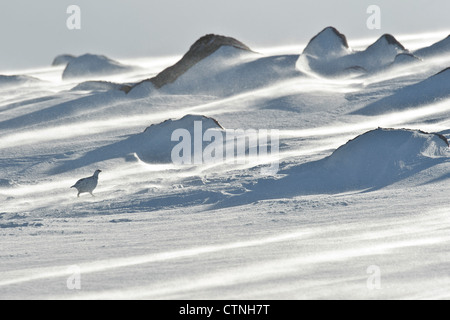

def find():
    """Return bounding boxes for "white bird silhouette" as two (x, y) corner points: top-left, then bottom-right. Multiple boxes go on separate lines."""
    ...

(71, 170), (102, 197)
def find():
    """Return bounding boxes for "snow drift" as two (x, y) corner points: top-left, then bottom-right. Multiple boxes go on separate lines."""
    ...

(225, 128), (449, 205)
(52, 115), (225, 172)
(62, 54), (134, 80)
(296, 27), (409, 76)
(354, 67), (450, 115)
(129, 34), (300, 96)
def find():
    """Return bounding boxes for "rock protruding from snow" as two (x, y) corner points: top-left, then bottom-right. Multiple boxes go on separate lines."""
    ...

(355, 67), (450, 115)
(302, 27), (351, 60)
(360, 34), (407, 70)
(414, 35), (450, 58)
(62, 54), (133, 80)
(52, 54), (76, 67)
(130, 34), (254, 91)
(296, 28), (409, 76)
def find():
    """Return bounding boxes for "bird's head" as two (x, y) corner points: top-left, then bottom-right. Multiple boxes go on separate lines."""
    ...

(94, 169), (102, 176)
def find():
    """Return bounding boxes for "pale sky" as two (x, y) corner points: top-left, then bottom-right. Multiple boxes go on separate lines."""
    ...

(0, 0), (449, 71)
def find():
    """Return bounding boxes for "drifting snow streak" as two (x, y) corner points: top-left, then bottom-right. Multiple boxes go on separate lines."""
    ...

(73, 236), (450, 300)
(0, 77), (357, 148)
(1, 78), (448, 149)
(279, 98), (450, 139)
(0, 230), (311, 287)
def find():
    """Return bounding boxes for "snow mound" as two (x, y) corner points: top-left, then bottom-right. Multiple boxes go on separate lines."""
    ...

(135, 114), (225, 163)
(302, 26), (351, 59)
(354, 67), (450, 115)
(318, 128), (448, 184)
(52, 115), (225, 172)
(0, 75), (41, 88)
(62, 54), (133, 80)
(130, 34), (253, 91)
(239, 128), (449, 200)
(414, 35), (450, 58)
(52, 54), (76, 67)
(296, 28), (408, 76)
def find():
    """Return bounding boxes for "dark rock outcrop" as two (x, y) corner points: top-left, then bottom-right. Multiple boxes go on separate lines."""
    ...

(52, 54), (76, 67)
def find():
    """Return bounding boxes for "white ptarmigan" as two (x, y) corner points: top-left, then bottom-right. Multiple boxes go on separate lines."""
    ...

(71, 170), (102, 197)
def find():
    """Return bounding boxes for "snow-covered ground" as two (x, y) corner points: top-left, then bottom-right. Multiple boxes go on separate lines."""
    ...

(0, 29), (450, 300)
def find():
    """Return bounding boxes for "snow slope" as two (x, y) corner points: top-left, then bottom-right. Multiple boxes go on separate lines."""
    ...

(355, 68), (450, 115)
(414, 34), (450, 58)
(1, 28), (450, 300)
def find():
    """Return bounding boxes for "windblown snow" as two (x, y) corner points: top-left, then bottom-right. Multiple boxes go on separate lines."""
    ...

(1, 29), (450, 300)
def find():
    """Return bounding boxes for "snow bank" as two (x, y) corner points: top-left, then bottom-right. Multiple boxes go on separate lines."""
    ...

(234, 128), (449, 201)
(354, 67), (450, 115)
(296, 27), (408, 76)
(62, 54), (133, 80)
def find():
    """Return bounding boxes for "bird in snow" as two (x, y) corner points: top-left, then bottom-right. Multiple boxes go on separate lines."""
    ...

(71, 170), (102, 197)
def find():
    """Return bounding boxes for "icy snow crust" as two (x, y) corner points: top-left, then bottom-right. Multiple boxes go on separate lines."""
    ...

(1, 30), (450, 299)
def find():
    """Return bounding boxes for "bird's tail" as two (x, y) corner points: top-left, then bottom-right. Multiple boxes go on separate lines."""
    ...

(70, 185), (75, 188)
